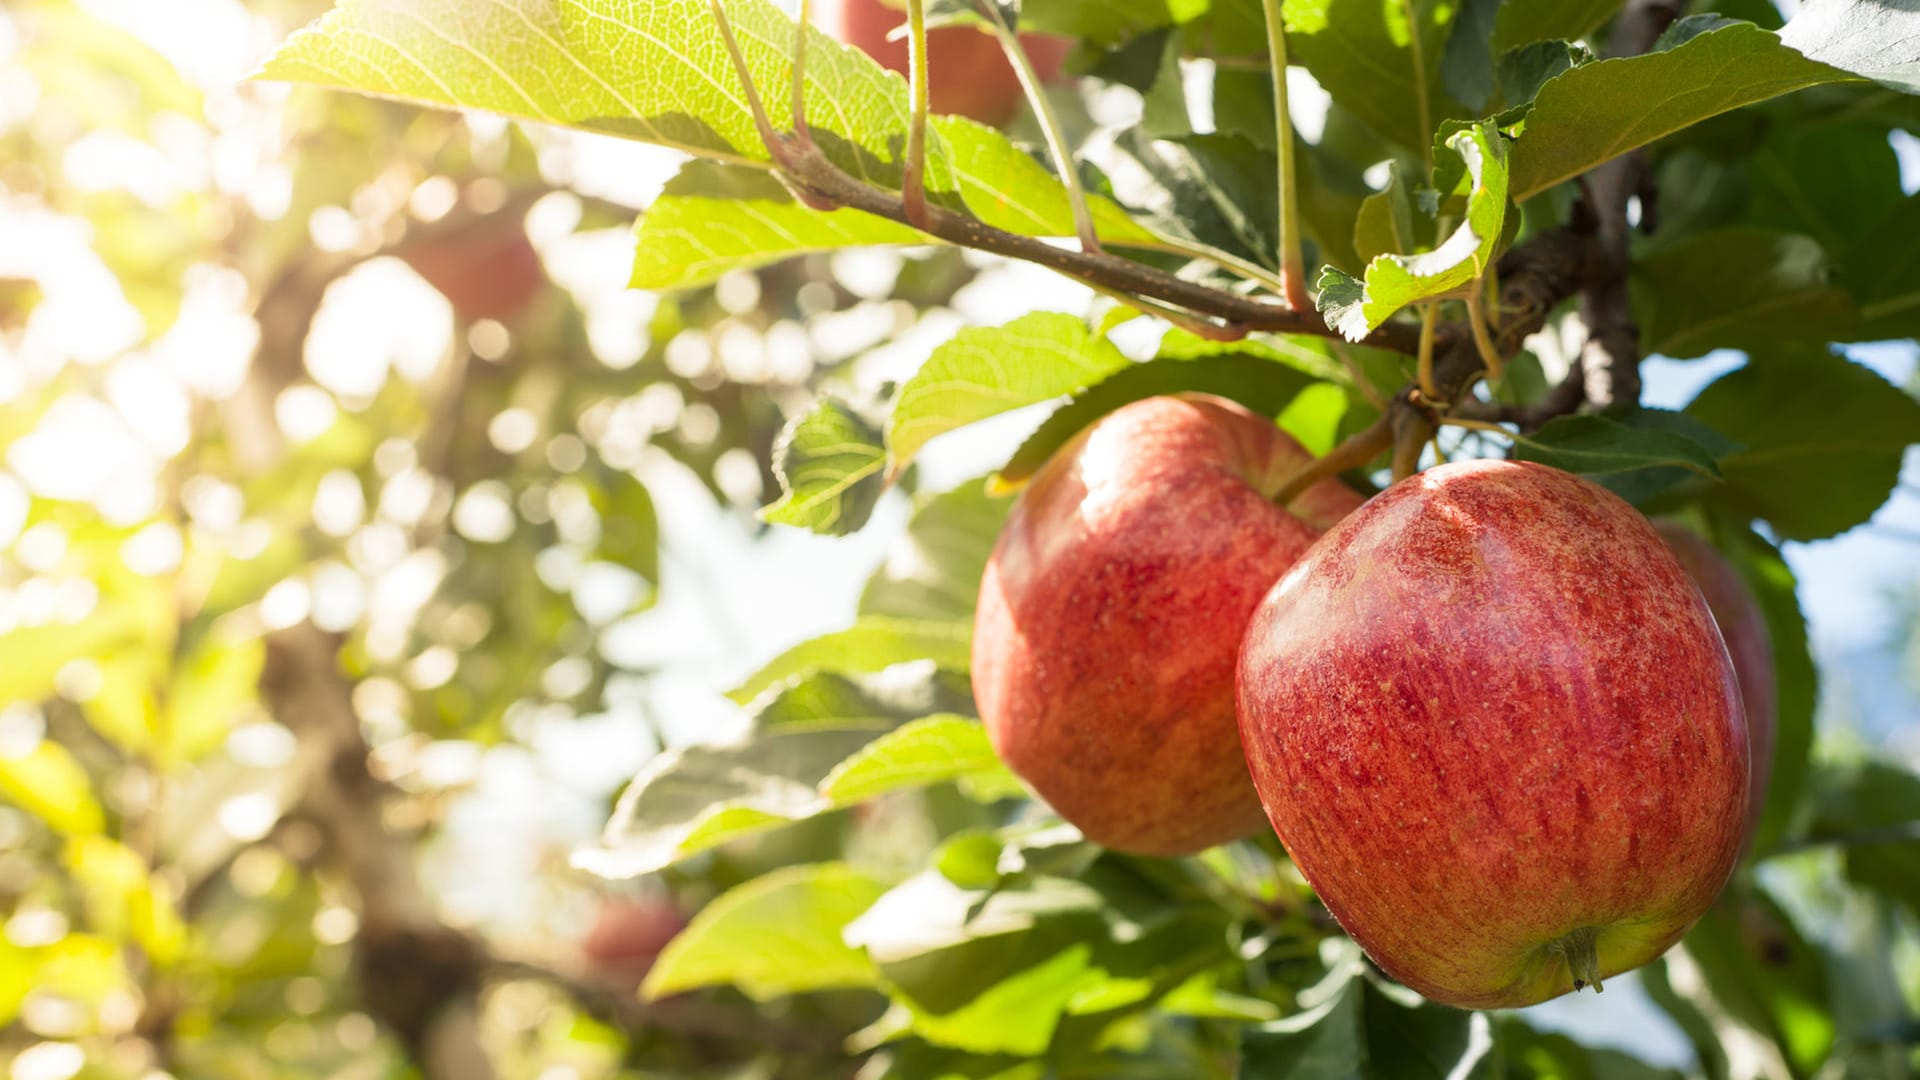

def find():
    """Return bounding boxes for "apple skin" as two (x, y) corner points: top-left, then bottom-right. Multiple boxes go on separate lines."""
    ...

(1236, 460), (1747, 1009)
(819, 0), (1071, 127)
(972, 394), (1365, 856)
(398, 218), (546, 324)
(1654, 521), (1776, 842)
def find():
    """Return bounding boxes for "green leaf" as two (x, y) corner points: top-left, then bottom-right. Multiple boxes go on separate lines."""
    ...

(262, 0), (936, 178)
(729, 616), (974, 705)
(642, 863), (888, 1000)
(1509, 411), (1726, 505)
(1634, 228), (1855, 360)
(64, 835), (187, 965)
(860, 478), (1009, 623)
(1318, 123), (1510, 341)
(1508, 19), (1857, 202)
(991, 351), (1325, 490)
(1440, 0), (1501, 112)
(761, 398), (887, 536)
(1666, 891), (1836, 1075)
(1239, 967), (1495, 1079)
(631, 162), (923, 290)
(1844, 193), (1920, 340)
(0, 741), (105, 835)
(1493, 0), (1623, 49)
(1282, 0), (1461, 153)
(1351, 163), (1426, 264)
(161, 635), (264, 765)
(1779, 0), (1920, 92)
(888, 314), (1131, 477)
(589, 470), (661, 584)
(1686, 349), (1920, 540)
(819, 715), (1014, 805)
(1803, 761), (1920, 918)
(579, 668), (980, 876)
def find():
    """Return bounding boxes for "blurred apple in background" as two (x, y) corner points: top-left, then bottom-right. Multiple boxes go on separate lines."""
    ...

(1654, 520), (1778, 841)
(398, 217), (547, 324)
(579, 897), (688, 987)
(818, 0), (1072, 127)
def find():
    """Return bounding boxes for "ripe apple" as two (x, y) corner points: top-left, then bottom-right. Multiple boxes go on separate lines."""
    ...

(818, 0), (1072, 128)
(398, 217), (546, 324)
(1654, 521), (1776, 841)
(973, 393), (1365, 856)
(1237, 460), (1747, 1009)
(579, 897), (687, 986)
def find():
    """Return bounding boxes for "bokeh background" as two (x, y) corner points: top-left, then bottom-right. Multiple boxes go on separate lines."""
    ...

(0, 0), (1916, 1077)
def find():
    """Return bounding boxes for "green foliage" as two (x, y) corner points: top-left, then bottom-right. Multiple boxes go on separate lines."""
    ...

(10, 0), (1920, 1073)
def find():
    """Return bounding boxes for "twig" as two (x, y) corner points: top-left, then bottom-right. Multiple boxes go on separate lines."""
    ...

(1272, 415), (1392, 505)
(903, 0), (931, 228)
(1467, 275), (1504, 382)
(982, 3), (1100, 254)
(1260, 0), (1310, 309)
(706, 0), (1423, 350)
(1416, 302), (1440, 400)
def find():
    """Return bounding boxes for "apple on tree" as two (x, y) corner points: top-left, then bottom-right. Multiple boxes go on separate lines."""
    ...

(578, 896), (688, 988)
(1237, 460), (1748, 1009)
(972, 393), (1364, 857)
(817, 0), (1071, 127)
(397, 216), (548, 325)
(1654, 520), (1777, 842)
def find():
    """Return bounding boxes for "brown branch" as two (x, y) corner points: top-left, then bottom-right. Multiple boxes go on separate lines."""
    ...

(262, 625), (495, 1080)
(1576, 0), (1682, 409)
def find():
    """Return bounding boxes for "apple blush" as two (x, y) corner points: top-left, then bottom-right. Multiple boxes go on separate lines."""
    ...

(1237, 460), (1748, 1009)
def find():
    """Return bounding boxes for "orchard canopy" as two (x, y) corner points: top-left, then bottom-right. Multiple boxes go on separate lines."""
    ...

(2, 0), (1919, 1077)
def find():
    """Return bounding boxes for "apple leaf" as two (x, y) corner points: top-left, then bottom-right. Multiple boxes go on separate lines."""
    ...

(1686, 349), (1920, 540)
(259, 0), (936, 179)
(818, 714), (1015, 805)
(1780, 0), (1920, 93)
(578, 669), (981, 877)
(761, 398), (887, 536)
(1281, 0), (1461, 154)
(1439, 0), (1501, 113)
(1634, 228), (1856, 360)
(1492, 0), (1622, 50)
(991, 351), (1328, 491)
(642, 863), (889, 1001)
(1843, 193), (1920, 341)
(1239, 966), (1497, 1078)
(1666, 891), (1836, 1074)
(1804, 761), (1920, 919)
(860, 478), (1008, 623)
(1316, 123), (1510, 342)
(1506, 17), (1870, 202)
(0, 741), (105, 836)
(1510, 410), (1730, 505)
(1351, 162), (1427, 265)
(632, 162), (924, 291)
(887, 313), (1132, 479)
(729, 616), (974, 705)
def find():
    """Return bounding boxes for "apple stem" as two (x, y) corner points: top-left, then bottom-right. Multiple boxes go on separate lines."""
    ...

(1551, 926), (1605, 994)
(1271, 414), (1391, 506)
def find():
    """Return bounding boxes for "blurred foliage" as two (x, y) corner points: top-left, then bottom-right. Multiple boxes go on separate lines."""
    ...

(0, 0), (1918, 1078)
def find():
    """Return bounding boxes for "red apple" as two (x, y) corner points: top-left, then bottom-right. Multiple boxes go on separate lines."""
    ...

(1654, 521), (1776, 842)
(819, 0), (1072, 127)
(1237, 460), (1747, 1009)
(973, 394), (1365, 856)
(398, 217), (546, 324)
(579, 897), (687, 986)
